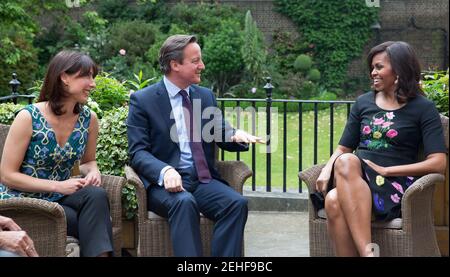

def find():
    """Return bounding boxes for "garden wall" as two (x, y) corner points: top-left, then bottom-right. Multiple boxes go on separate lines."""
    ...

(169, 0), (449, 92)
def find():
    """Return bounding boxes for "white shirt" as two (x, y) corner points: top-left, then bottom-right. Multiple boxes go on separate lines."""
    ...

(157, 76), (194, 186)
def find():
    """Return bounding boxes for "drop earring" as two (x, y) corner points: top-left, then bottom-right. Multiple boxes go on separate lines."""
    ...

(394, 76), (399, 84)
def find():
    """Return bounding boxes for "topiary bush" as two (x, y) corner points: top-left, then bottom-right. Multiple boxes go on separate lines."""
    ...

(308, 68), (321, 82)
(294, 54), (312, 72)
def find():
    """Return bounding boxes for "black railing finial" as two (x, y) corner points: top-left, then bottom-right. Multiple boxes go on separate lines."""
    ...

(9, 72), (21, 95)
(263, 77), (274, 99)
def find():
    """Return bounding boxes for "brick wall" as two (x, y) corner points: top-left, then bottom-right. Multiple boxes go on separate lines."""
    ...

(348, 0), (449, 84)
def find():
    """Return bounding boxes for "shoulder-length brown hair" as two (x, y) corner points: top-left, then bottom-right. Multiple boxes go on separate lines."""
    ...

(367, 41), (425, 103)
(38, 50), (98, 115)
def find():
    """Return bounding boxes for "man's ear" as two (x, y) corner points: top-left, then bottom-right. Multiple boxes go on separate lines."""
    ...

(170, 60), (180, 72)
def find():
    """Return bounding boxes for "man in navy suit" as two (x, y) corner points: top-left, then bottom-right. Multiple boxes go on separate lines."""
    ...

(127, 35), (262, 256)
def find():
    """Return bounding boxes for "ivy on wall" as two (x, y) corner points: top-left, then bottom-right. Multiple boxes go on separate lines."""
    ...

(275, 0), (379, 91)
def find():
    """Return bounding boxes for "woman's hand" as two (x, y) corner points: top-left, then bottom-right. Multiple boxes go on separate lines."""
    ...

(363, 159), (388, 176)
(0, 231), (39, 257)
(84, 169), (102, 186)
(316, 167), (332, 196)
(0, 215), (21, 231)
(56, 178), (86, 195)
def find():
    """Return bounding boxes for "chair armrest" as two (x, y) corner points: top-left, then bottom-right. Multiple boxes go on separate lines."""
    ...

(216, 161), (252, 194)
(298, 164), (326, 193)
(299, 164), (326, 221)
(0, 197), (66, 256)
(401, 173), (445, 231)
(0, 197), (65, 218)
(101, 175), (126, 233)
(124, 165), (148, 222)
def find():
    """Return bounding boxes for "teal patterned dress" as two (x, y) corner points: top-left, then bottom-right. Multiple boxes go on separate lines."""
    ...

(0, 104), (91, 201)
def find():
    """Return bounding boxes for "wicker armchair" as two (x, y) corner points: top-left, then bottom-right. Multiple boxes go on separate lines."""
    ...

(299, 115), (449, 257)
(124, 159), (252, 257)
(0, 123), (126, 257)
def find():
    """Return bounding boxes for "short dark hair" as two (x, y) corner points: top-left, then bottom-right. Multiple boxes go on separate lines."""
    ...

(38, 50), (98, 115)
(367, 41), (424, 103)
(159, 35), (197, 74)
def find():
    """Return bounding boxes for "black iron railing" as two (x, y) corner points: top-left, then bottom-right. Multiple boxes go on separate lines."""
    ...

(217, 78), (355, 193)
(0, 73), (35, 104)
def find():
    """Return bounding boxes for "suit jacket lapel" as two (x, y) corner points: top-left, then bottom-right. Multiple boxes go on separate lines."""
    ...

(156, 80), (176, 135)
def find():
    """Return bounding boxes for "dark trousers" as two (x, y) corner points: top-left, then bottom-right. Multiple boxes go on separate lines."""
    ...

(147, 167), (248, 257)
(58, 186), (114, 257)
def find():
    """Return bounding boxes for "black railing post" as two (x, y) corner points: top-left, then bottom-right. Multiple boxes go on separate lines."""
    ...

(264, 77), (273, 192)
(236, 100), (241, 161)
(9, 73), (20, 104)
(313, 102), (318, 165)
(220, 100), (225, 161)
(298, 102), (303, 193)
(251, 101), (256, 191)
(330, 103), (334, 156)
(283, 102), (287, 192)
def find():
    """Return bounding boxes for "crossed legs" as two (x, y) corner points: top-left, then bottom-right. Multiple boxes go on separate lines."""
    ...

(324, 153), (373, 257)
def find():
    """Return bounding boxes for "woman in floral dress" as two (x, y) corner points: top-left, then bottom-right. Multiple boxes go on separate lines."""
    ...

(315, 41), (447, 257)
(0, 51), (114, 257)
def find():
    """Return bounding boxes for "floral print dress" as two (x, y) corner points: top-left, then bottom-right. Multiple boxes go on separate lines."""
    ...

(338, 91), (446, 221)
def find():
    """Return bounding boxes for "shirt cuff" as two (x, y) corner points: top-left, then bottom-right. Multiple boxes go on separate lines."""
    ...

(158, 166), (173, 186)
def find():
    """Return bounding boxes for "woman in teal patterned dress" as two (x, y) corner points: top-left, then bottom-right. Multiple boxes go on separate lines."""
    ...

(0, 51), (114, 257)
(315, 41), (447, 256)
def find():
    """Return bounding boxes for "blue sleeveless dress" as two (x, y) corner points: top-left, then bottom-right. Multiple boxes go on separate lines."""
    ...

(0, 104), (91, 201)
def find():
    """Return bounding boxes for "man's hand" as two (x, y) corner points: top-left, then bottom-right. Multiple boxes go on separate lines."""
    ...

(231, 129), (265, 144)
(163, 168), (184, 193)
(0, 215), (21, 231)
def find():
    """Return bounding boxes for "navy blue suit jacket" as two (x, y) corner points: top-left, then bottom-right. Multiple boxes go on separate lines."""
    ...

(127, 80), (249, 189)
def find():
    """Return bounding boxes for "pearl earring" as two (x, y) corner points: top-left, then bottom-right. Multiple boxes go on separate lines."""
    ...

(394, 76), (399, 84)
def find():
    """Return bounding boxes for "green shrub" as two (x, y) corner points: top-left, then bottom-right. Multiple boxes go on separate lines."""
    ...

(104, 20), (160, 65)
(0, 36), (39, 96)
(308, 69), (321, 82)
(294, 54), (312, 72)
(203, 20), (245, 96)
(96, 106), (137, 219)
(90, 73), (129, 112)
(422, 70), (449, 116)
(166, 3), (243, 43)
(95, 0), (163, 23)
(303, 90), (338, 112)
(0, 103), (25, 124)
